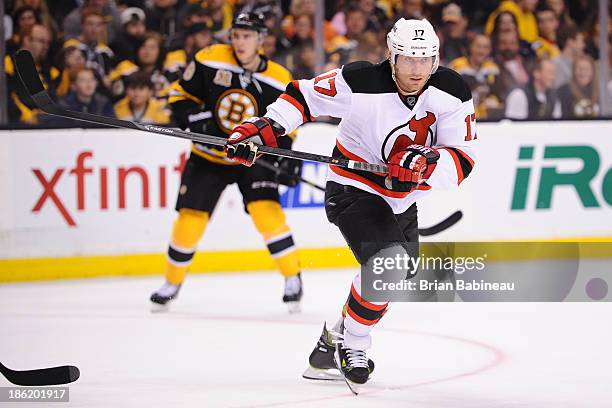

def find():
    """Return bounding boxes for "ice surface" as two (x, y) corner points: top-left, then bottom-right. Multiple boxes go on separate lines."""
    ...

(1, 269), (611, 407)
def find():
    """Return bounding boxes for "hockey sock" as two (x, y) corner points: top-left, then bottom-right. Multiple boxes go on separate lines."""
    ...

(165, 209), (209, 285)
(341, 272), (389, 349)
(247, 200), (300, 277)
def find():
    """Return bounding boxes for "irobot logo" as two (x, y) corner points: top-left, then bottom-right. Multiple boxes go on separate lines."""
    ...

(511, 145), (612, 210)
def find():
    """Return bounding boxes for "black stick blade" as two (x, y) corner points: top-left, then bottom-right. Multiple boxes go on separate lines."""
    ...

(13, 50), (58, 115)
(419, 210), (463, 236)
(13, 50), (45, 95)
(0, 362), (80, 386)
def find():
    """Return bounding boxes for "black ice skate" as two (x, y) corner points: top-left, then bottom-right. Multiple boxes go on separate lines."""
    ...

(283, 273), (303, 313)
(150, 281), (181, 312)
(302, 323), (374, 383)
(334, 335), (371, 394)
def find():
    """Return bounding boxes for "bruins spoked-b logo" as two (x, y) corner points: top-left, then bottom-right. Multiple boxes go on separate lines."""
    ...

(215, 89), (258, 134)
(381, 111), (437, 162)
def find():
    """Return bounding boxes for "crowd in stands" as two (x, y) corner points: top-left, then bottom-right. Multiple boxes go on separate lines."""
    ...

(3, 0), (611, 126)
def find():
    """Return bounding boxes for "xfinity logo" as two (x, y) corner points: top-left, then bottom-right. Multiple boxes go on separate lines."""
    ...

(30, 150), (188, 226)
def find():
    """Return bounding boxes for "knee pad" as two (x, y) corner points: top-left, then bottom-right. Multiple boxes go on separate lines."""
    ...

(171, 208), (209, 249)
(247, 200), (288, 239)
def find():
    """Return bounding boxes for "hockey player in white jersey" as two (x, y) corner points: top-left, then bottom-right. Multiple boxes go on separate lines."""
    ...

(225, 18), (477, 388)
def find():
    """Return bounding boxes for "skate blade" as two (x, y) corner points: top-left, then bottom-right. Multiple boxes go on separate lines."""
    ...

(285, 301), (301, 314)
(150, 302), (171, 313)
(302, 366), (343, 381)
(333, 350), (361, 395)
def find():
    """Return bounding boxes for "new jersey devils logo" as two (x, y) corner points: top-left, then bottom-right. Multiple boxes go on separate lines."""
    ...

(381, 111), (436, 162)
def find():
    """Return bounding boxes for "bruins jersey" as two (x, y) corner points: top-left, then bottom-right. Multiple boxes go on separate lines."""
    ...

(114, 96), (171, 124)
(63, 38), (114, 76)
(531, 37), (560, 59)
(163, 49), (187, 79)
(108, 60), (173, 102)
(168, 44), (293, 165)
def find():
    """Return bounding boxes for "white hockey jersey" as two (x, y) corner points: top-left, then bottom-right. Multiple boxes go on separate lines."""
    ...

(265, 60), (477, 214)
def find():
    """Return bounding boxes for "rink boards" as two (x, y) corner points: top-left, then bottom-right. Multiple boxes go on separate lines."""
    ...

(1, 120), (611, 281)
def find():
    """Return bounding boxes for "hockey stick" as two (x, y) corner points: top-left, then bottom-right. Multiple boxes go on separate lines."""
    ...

(418, 210), (463, 236)
(0, 362), (80, 386)
(196, 145), (327, 192)
(15, 50), (460, 236)
(14, 50), (387, 174)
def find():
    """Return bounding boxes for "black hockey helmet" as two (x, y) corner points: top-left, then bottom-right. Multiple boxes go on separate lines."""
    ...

(232, 12), (267, 34)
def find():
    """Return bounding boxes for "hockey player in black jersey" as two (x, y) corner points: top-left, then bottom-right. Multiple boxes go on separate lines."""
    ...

(226, 18), (477, 390)
(150, 12), (304, 313)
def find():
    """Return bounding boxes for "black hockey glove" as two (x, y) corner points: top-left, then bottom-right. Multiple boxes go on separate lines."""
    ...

(271, 135), (302, 187)
(273, 157), (303, 187)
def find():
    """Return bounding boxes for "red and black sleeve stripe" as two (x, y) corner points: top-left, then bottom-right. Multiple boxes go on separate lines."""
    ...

(442, 147), (475, 185)
(278, 80), (313, 124)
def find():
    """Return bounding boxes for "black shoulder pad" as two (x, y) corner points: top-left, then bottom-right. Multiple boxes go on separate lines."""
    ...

(341, 60), (396, 94)
(426, 66), (472, 102)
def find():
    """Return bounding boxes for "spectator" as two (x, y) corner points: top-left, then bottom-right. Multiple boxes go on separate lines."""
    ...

(554, 27), (585, 88)
(556, 55), (599, 118)
(358, 0), (389, 32)
(331, 0), (388, 36)
(532, 6), (560, 59)
(505, 58), (559, 119)
(183, 22), (215, 57)
(13, 0), (59, 41)
(347, 31), (386, 64)
(494, 29), (531, 91)
(439, 3), (470, 65)
(396, 0), (425, 19)
(490, 11), (535, 60)
(7, 6), (40, 55)
(164, 23), (214, 80)
(292, 42), (316, 79)
(566, 0), (598, 30)
(205, 0), (234, 35)
(63, 0), (121, 43)
(449, 34), (504, 119)
(486, 0), (539, 43)
(259, 3), (284, 36)
(289, 13), (315, 48)
(584, 18), (612, 61)
(168, 4), (210, 51)
(113, 71), (171, 124)
(491, 9), (519, 35)
(545, 0), (576, 32)
(109, 31), (171, 101)
(57, 67), (115, 117)
(55, 46), (88, 97)
(263, 32), (279, 61)
(145, 0), (180, 39)
(282, 0), (336, 46)
(63, 8), (115, 81)
(454, 0), (499, 29)
(5, 24), (59, 124)
(328, 4), (369, 61)
(110, 7), (147, 64)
